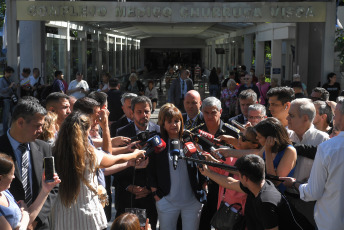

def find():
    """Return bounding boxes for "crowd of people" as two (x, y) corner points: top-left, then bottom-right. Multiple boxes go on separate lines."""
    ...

(0, 64), (343, 230)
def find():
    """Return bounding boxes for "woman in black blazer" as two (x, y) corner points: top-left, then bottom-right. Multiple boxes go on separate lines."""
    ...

(148, 104), (204, 230)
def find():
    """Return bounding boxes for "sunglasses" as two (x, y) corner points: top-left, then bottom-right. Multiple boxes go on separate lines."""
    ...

(239, 132), (254, 143)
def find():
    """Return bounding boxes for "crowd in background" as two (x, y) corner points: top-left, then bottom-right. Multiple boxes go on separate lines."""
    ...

(0, 64), (343, 230)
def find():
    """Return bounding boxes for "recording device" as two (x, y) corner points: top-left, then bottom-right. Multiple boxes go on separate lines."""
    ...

(183, 142), (205, 160)
(193, 134), (226, 161)
(230, 120), (245, 130)
(170, 139), (180, 170)
(197, 129), (224, 145)
(143, 135), (166, 156)
(130, 131), (158, 142)
(44, 156), (55, 182)
(182, 130), (194, 143)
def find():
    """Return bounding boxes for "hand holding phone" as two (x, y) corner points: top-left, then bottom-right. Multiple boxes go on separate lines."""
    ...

(44, 157), (55, 182)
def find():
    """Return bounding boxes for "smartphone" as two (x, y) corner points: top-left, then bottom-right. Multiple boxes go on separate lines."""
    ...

(231, 120), (245, 130)
(44, 157), (55, 182)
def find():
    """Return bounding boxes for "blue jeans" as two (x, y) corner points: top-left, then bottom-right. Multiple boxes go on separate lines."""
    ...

(209, 84), (219, 97)
(2, 99), (13, 133)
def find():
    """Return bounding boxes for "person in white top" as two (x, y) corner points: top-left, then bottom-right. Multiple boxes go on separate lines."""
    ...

(67, 72), (89, 99)
(285, 98), (329, 227)
(282, 96), (344, 230)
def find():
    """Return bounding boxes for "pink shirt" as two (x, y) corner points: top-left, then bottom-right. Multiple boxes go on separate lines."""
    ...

(210, 157), (247, 213)
(256, 82), (270, 105)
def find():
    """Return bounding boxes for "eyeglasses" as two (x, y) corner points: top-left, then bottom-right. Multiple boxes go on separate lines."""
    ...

(239, 132), (254, 143)
(248, 116), (264, 120)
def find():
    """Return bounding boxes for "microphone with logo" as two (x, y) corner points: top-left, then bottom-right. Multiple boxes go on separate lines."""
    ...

(142, 135), (166, 156)
(193, 134), (226, 161)
(170, 139), (180, 170)
(197, 129), (224, 146)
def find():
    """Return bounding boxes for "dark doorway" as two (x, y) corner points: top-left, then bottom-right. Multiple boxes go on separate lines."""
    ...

(144, 48), (202, 71)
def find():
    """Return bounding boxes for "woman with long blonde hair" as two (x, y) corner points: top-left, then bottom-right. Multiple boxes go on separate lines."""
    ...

(51, 112), (145, 230)
(38, 111), (58, 145)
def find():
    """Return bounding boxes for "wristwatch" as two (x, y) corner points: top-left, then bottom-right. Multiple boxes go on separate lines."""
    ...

(292, 181), (299, 191)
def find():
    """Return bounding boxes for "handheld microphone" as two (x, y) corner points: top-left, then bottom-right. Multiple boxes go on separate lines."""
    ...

(193, 134), (226, 161)
(130, 131), (158, 142)
(197, 129), (223, 145)
(143, 135), (165, 156)
(170, 139), (180, 170)
(182, 130), (193, 143)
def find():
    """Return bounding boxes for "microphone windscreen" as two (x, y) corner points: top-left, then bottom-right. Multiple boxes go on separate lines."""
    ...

(170, 139), (180, 153)
(198, 129), (214, 141)
(154, 138), (166, 153)
(193, 134), (214, 152)
(183, 142), (197, 158)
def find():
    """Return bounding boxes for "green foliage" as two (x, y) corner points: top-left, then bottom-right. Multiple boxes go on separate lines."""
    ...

(0, 0), (5, 28)
(335, 28), (344, 65)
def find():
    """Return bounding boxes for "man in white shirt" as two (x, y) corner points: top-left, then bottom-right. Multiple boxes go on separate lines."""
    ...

(285, 98), (329, 227)
(67, 72), (89, 99)
(282, 96), (344, 230)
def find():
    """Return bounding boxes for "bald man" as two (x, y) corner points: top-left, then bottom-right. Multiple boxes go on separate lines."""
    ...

(183, 90), (204, 130)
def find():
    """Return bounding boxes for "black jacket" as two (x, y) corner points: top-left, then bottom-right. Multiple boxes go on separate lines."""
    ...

(106, 89), (123, 122)
(0, 135), (58, 230)
(147, 139), (206, 201)
(110, 115), (130, 137)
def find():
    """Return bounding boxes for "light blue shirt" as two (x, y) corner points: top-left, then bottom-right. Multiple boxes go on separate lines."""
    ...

(7, 130), (33, 194)
(179, 78), (187, 99)
(165, 139), (196, 207)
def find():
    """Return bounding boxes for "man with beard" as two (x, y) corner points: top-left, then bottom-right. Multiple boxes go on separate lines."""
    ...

(115, 96), (159, 229)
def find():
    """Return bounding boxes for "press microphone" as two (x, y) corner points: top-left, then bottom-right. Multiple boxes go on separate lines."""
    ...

(170, 139), (180, 170)
(130, 131), (158, 142)
(193, 134), (226, 161)
(197, 129), (223, 145)
(143, 135), (166, 156)
(182, 130), (193, 143)
(183, 142), (205, 160)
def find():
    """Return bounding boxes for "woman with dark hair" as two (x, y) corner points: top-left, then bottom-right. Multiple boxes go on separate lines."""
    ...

(145, 80), (158, 113)
(149, 104), (204, 230)
(208, 67), (220, 97)
(254, 117), (297, 193)
(322, 72), (341, 101)
(51, 112), (145, 230)
(0, 153), (60, 230)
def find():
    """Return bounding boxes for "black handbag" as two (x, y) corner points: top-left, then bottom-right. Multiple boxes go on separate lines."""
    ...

(3, 77), (18, 105)
(211, 189), (245, 230)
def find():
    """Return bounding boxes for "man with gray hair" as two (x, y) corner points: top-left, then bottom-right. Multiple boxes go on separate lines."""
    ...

(282, 96), (344, 230)
(229, 89), (258, 125)
(198, 97), (240, 230)
(313, 100), (333, 134)
(285, 98), (329, 227)
(110, 93), (137, 137)
(247, 104), (267, 126)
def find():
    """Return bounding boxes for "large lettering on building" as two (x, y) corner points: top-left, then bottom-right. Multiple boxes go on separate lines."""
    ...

(17, 2), (326, 22)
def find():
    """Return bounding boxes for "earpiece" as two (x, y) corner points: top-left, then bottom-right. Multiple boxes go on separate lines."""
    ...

(285, 106), (288, 110)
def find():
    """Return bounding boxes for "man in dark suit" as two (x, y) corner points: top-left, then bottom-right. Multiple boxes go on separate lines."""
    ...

(182, 90), (204, 130)
(107, 78), (123, 123)
(115, 96), (159, 229)
(228, 89), (257, 126)
(110, 93), (137, 137)
(170, 68), (194, 112)
(0, 100), (57, 230)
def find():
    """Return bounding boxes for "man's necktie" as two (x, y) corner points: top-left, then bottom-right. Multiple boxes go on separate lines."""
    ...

(186, 119), (193, 130)
(18, 143), (32, 206)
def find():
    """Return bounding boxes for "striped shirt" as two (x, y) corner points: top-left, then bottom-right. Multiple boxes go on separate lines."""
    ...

(51, 148), (107, 230)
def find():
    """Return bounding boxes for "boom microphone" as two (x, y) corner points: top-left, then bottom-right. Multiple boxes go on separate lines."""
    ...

(170, 139), (180, 170)
(193, 134), (226, 161)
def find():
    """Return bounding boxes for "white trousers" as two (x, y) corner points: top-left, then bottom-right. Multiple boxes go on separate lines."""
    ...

(155, 197), (203, 230)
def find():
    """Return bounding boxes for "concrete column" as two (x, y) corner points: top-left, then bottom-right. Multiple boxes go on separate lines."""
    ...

(211, 41), (216, 68)
(5, 0), (19, 80)
(255, 40), (264, 76)
(204, 45), (209, 69)
(244, 34), (253, 70)
(284, 40), (293, 81)
(322, 1), (336, 85)
(234, 41), (239, 67)
(295, 23), (310, 85)
(81, 30), (87, 81)
(228, 43), (232, 72)
(66, 22), (70, 83)
(271, 39), (282, 84)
